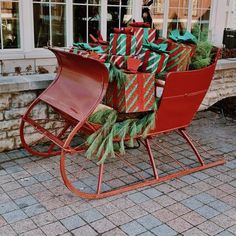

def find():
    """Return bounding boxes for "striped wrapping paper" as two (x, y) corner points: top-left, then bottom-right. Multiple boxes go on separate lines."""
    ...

(109, 33), (136, 56)
(137, 50), (169, 74)
(109, 55), (129, 69)
(69, 47), (108, 62)
(165, 41), (195, 72)
(105, 72), (155, 113)
(154, 38), (195, 72)
(131, 27), (156, 54)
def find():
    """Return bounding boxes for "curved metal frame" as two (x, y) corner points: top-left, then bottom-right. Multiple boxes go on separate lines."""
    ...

(20, 47), (225, 199)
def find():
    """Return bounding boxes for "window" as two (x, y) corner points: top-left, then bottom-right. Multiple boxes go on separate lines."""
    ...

(191, 0), (211, 41)
(168, 0), (189, 34)
(145, 0), (164, 37)
(107, 0), (132, 39)
(141, 0), (212, 41)
(33, 0), (66, 48)
(73, 0), (101, 43)
(0, 0), (20, 49)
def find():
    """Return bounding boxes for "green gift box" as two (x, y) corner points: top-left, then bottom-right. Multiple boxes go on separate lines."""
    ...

(109, 33), (136, 56)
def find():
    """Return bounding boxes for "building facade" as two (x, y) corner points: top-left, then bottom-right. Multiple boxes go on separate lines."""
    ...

(0, 0), (235, 75)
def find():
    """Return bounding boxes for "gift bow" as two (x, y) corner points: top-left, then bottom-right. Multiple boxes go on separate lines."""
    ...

(142, 40), (168, 53)
(129, 22), (150, 28)
(73, 43), (105, 54)
(113, 27), (134, 34)
(169, 29), (197, 44)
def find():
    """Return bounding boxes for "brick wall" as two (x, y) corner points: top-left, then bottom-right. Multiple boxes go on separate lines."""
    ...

(0, 58), (57, 76)
(200, 61), (236, 110)
(0, 90), (65, 152)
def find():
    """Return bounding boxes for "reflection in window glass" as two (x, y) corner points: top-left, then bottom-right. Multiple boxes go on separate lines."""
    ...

(0, 1), (21, 49)
(33, 0), (66, 48)
(107, 0), (132, 39)
(191, 0), (211, 41)
(73, 0), (101, 43)
(143, 0), (164, 37)
(167, 0), (188, 34)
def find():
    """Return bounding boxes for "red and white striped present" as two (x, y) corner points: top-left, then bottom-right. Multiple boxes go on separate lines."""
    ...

(129, 27), (157, 55)
(105, 72), (155, 113)
(69, 47), (108, 62)
(109, 55), (129, 69)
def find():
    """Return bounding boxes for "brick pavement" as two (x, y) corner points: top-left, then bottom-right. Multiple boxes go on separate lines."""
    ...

(0, 111), (235, 236)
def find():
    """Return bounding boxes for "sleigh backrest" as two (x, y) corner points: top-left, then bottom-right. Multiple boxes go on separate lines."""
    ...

(40, 48), (109, 122)
(152, 48), (221, 134)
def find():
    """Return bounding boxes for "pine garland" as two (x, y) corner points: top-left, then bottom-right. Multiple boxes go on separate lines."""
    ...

(190, 41), (213, 69)
(108, 64), (127, 88)
(86, 106), (157, 164)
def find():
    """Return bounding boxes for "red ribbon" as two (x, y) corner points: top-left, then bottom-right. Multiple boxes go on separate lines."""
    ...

(137, 73), (145, 111)
(142, 50), (151, 72)
(126, 34), (132, 55)
(157, 54), (166, 73)
(130, 22), (150, 28)
(113, 27), (134, 34)
(112, 34), (118, 55)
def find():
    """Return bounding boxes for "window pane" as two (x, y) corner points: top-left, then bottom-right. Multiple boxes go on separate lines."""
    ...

(88, 5), (101, 42)
(51, 0), (66, 2)
(108, 0), (120, 6)
(149, 0), (164, 36)
(33, 0), (49, 2)
(107, 6), (120, 38)
(142, 0), (155, 26)
(121, 7), (132, 26)
(168, 0), (188, 34)
(191, 0), (211, 41)
(88, 0), (101, 4)
(33, 1), (66, 48)
(51, 4), (66, 46)
(168, 7), (188, 33)
(107, 2), (132, 38)
(1, 1), (21, 49)
(73, 4), (87, 42)
(73, 0), (87, 3)
(33, 3), (50, 47)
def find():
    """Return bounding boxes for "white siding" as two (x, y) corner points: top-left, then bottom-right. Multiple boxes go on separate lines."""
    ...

(229, 0), (236, 29)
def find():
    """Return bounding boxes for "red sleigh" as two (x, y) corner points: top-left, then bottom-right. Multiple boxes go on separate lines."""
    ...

(20, 47), (225, 199)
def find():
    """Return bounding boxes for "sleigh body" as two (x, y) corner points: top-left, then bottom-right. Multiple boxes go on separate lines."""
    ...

(20, 47), (224, 199)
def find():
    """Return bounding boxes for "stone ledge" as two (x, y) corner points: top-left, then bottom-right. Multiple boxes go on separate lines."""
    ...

(216, 58), (236, 70)
(0, 58), (235, 95)
(0, 73), (55, 94)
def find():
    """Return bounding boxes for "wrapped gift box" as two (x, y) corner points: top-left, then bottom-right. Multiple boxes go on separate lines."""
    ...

(105, 72), (155, 113)
(129, 27), (156, 54)
(109, 33), (136, 56)
(109, 55), (131, 69)
(137, 49), (169, 74)
(156, 30), (196, 72)
(165, 41), (195, 72)
(69, 47), (108, 62)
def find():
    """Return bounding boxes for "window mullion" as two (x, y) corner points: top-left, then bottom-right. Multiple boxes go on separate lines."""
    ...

(119, 1), (121, 28)
(162, 0), (169, 37)
(0, 2), (3, 50)
(187, 0), (193, 32)
(86, 3), (88, 42)
(100, 0), (107, 41)
(49, 1), (52, 46)
(66, 0), (73, 47)
(132, 0), (142, 22)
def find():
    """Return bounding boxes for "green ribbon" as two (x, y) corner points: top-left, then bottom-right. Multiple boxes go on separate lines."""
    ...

(143, 28), (149, 42)
(143, 40), (168, 53)
(73, 42), (105, 53)
(169, 29), (197, 44)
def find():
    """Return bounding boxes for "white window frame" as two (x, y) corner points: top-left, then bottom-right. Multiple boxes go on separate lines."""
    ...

(0, 0), (23, 58)
(0, 0), (231, 60)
